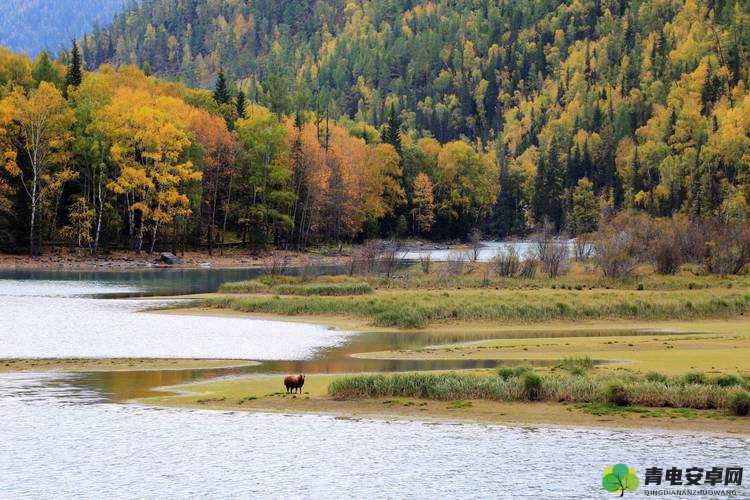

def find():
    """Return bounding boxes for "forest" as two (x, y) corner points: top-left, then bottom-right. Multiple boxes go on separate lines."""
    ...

(0, 0), (748, 255)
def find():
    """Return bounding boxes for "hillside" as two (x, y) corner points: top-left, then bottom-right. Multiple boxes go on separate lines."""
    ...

(81, 0), (750, 234)
(0, 0), (129, 56)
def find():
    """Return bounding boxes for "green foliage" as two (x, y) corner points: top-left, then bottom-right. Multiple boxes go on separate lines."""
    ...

(645, 372), (669, 384)
(204, 290), (750, 329)
(682, 372), (709, 385)
(64, 40), (82, 89)
(327, 371), (749, 413)
(556, 356), (594, 373)
(715, 374), (744, 388)
(213, 68), (230, 105)
(728, 391), (750, 416)
(604, 383), (630, 406)
(79, 0), (750, 235)
(520, 372), (542, 401)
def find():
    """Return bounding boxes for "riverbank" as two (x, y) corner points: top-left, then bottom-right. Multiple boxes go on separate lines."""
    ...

(0, 358), (259, 373)
(0, 249), (344, 271)
(139, 371), (750, 435)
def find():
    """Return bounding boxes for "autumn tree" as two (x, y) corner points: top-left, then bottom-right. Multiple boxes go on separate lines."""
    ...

(234, 105), (293, 247)
(411, 172), (435, 235)
(566, 177), (599, 235)
(0, 82), (74, 254)
(98, 88), (201, 252)
(188, 108), (238, 254)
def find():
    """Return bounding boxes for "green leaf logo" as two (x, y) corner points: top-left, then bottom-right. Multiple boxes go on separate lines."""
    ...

(602, 464), (640, 496)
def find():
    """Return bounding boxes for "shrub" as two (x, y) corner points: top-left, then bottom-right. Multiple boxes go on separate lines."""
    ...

(497, 367), (515, 380)
(274, 282), (373, 296)
(650, 219), (683, 275)
(569, 367), (587, 377)
(519, 254), (539, 279)
(729, 392), (750, 416)
(706, 220), (750, 275)
(419, 253), (431, 274)
(219, 280), (269, 293)
(513, 365), (533, 377)
(715, 374), (744, 388)
(557, 356), (594, 373)
(520, 372), (542, 401)
(573, 233), (594, 262)
(682, 372), (708, 385)
(491, 245), (521, 277)
(645, 372), (669, 384)
(533, 221), (570, 278)
(469, 229), (483, 262)
(605, 383), (630, 406)
(445, 250), (468, 275)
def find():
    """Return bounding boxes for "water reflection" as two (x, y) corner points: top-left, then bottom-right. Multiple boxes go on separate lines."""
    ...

(0, 265), (353, 297)
(76, 328), (653, 402)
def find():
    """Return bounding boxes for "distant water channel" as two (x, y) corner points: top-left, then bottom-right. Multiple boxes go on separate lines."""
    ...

(0, 269), (747, 498)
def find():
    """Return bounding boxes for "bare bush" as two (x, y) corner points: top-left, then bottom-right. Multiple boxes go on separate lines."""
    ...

(419, 252), (432, 274)
(520, 252), (539, 279)
(491, 245), (521, 277)
(445, 250), (468, 275)
(650, 220), (682, 275)
(359, 240), (383, 274)
(533, 221), (569, 278)
(469, 229), (483, 262)
(592, 214), (643, 279)
(379, 239), (402, 278)
(706, 220), (750, 275)
(573, 233), (594, 262)
(268, 253), (290, 276)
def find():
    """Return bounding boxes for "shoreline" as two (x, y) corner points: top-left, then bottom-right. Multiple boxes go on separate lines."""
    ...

(0, 250), (345, 272)
(1, 310), (746, 433)
(138, 373), (750, 436)
(0, 358), (260, 373)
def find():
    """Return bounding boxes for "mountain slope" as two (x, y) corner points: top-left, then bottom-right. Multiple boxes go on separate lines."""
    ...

(0, 0), (129, 56)
(78, 0), (750, 230)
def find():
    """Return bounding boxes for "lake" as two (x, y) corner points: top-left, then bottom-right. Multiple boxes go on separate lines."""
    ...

(0, 269), (747, 498)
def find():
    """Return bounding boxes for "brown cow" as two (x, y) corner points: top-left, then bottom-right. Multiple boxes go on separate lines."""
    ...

(284, 374), (305, 394)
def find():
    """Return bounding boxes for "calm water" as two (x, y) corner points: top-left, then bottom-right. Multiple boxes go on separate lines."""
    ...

(0, 270), (747, 498)
(399, 240), (578, 262)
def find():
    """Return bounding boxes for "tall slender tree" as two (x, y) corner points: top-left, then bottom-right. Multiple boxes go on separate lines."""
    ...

(236, 90), (247, 118)
(64, 40), (83, 92)
(383, 105), (402, 156)
(213, 68), (231, 104)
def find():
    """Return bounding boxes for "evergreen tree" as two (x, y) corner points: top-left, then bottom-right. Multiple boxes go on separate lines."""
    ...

(566, 177), (599, 235)
(32, 51), (62, 86)
(384, 105), (402, 156)
(65, 40), (83, 91)
(236, 90), (247, 118)
(213, 68), (231, 104)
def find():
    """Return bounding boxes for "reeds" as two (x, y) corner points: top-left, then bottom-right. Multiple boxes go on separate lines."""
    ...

(205, 291), (750, 328)
(218, 278), (372, 296)
(328, 370), (750, 414)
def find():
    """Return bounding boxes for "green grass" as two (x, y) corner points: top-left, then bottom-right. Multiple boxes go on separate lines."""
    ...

(204, 288), (750, 328)
(219, 278), (373, 296)
(328, 371), (750, 414)
(369, 262), (750, 292)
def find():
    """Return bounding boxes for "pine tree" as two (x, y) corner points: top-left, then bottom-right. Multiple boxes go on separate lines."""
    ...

(65, 40), (83, 91)
(213, 68), (231, 104)
(384, 105), (402, 156)
(236, 90), (247, 118)
(32, 51), (61, 86)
